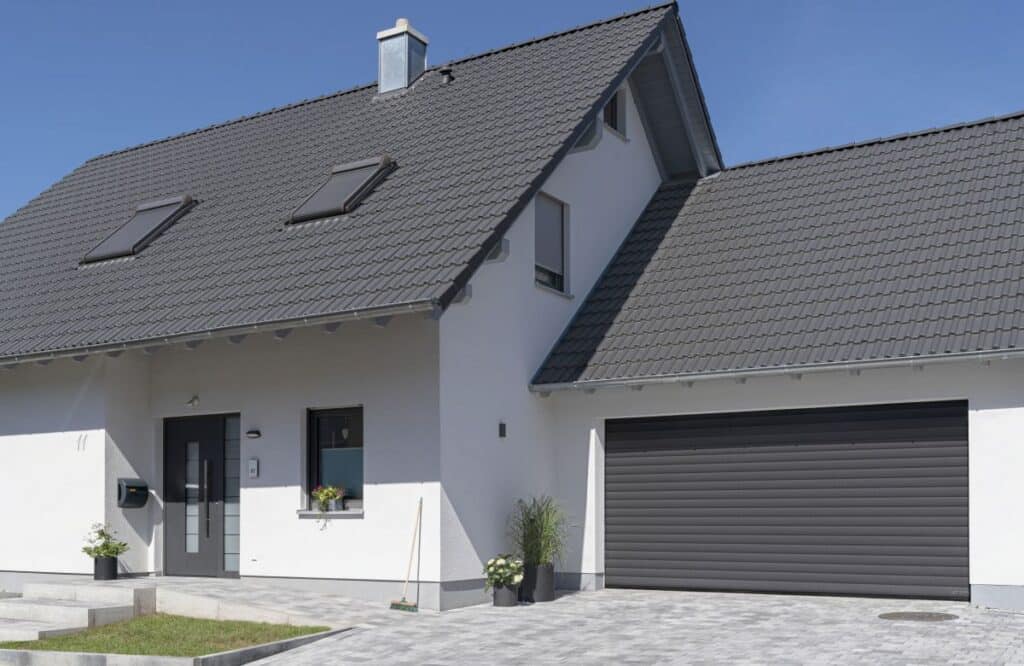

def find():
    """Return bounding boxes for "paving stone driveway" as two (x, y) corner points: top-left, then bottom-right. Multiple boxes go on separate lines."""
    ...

(255, 589), (1024, 665)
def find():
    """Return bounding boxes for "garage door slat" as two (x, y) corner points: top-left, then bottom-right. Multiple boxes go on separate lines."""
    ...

(604, 401), (969, 600)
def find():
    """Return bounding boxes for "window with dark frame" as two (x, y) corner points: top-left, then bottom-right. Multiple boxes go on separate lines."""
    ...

(82, 195), (193, 264)
(307, 407), (364, 508)
(289, 156), (395, 225)
(535, 193), (566, 293)
(603, 90), (625, 136)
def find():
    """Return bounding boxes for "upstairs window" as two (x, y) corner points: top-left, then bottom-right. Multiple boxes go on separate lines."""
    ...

(289, 156), (395, 224)
(603, 90), (626, 137)
(535, 193), (568, 293)
(307, 407), (364, 509)
(82, 195), (193, 264)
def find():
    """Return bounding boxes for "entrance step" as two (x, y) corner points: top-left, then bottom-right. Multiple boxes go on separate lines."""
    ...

(0, 597), (133, 627)
(0, 617), (84, 641)
(22, 582), (156, 615)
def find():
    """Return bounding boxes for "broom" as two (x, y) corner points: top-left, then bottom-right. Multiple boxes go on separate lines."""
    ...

(390, 496), (422, 612)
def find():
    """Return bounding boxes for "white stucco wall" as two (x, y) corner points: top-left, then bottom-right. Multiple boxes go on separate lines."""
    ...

(103, 354), (157, 574)
(438, 84), (663, 584)
(0, 360), (106, 574)
(543, 359), (1024, 591)
(0, 313), (440, 595)
(146, 316), (441, 585)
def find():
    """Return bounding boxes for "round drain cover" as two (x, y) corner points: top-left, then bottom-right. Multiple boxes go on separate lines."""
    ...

(878, 611), (958, 622)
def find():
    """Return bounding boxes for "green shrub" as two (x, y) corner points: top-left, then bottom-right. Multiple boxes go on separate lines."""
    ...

(82, 523), (129, 559)
(508, 496), (567, 566)
(484, 554), (524, 591)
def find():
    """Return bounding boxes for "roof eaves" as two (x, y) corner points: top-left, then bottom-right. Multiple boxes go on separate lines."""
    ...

(0, 298), (439, 367)
(529, 347), (1024, 393)
(668, 4), (723, 171)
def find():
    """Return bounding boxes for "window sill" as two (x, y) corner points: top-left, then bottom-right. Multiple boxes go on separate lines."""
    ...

(296, 509), (364, 520)
(535, 281), (573, 300)
(603, 123), (628, 142)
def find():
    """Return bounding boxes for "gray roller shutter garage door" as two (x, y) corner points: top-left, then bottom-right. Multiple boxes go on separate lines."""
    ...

(605, 401), (968, 599)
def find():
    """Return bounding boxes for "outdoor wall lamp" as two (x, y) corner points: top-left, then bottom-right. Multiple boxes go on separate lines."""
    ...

(246, 429), (262, 439)
(184, 395), (200, 408)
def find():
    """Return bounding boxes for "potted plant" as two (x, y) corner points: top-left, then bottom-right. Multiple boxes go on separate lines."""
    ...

(484, 554), (523, 607)
(82, 523), (129, 581)
(508, 496), (567, 603)
(312, 485), (345, 512)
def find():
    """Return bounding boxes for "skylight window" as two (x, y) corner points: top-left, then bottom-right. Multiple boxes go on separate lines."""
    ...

(289, 156), (396, 224)
(82, 195), (193, 264)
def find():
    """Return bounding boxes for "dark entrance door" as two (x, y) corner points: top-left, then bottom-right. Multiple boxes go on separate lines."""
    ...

(164, 415), (228, 577)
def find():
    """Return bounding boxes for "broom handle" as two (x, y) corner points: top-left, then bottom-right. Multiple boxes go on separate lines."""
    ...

(402, 497), (423, 599)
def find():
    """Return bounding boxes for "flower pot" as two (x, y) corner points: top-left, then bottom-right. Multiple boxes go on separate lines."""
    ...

(521, 563), (555, 602)
(328, 498), (343, 512)
(493, 585), (518, 607)
(94, 556), (118, 581)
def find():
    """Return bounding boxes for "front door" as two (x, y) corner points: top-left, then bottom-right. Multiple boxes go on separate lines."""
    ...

(164, 415), (229, 577)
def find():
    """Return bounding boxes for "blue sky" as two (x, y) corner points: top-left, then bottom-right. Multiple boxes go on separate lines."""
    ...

(2, 1), (1023, 219)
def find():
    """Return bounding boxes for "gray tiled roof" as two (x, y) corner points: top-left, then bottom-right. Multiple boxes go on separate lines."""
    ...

(0, 4), (672, 361)
(534, 111), (1024, 386)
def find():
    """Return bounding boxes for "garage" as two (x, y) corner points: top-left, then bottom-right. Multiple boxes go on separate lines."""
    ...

(604, 401), (968, 600)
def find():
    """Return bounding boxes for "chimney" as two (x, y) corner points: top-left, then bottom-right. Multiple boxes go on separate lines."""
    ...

(377, 18), (428, 94)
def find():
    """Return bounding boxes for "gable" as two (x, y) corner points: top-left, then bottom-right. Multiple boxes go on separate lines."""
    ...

(534, 112), (1024, 387)
(0, 4), (708, 364)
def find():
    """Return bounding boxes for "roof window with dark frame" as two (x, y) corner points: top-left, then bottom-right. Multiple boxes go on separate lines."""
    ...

(81, 195), (194, 264)
(288, 156), (396, 225)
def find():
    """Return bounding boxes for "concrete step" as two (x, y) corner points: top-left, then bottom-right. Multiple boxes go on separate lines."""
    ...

(0, 617), (85, 641)
(22, 582), (156, 615)
(0, 597), (133, 627)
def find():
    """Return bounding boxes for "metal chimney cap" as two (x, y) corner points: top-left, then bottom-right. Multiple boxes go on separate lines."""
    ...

(377, 17), (429, 44)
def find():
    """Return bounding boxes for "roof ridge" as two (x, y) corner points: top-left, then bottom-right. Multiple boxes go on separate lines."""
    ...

(85, 2), (676, 165)
(442, 2), (675, 68)
(725, 107), (1024, 171)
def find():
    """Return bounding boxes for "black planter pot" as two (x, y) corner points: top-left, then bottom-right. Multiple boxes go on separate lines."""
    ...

(492, 585), (518, 607)
(520, 563), (555, 602)
(93, 556), (118, 581)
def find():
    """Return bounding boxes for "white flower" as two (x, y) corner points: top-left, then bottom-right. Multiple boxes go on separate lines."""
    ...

(495, 558), (506, 566)
(512, 574), (523, 584)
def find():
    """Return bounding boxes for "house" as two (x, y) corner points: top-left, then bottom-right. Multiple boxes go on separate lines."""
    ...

(1, 2), (1022, 613)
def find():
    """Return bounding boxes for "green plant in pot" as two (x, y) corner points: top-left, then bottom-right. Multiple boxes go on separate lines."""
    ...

(82, 523), (129, 581)
(508, 496), (566, 603)
(312, 485), (346, 513)
(484, 554), (524, 607)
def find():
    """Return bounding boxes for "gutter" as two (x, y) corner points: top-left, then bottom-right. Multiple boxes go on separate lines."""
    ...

(0, 299), (439, 368)
(529, 347), (1024, 394)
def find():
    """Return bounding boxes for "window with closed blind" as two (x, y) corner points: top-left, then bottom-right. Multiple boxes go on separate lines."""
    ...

(534, 193), (568, 293)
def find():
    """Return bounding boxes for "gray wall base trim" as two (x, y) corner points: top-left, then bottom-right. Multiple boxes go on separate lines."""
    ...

(556, 572), (605, 591)
(242, 574), (444, 611)
(242, 575), (494, 612)
(971, 584), (1024, 612)
(440, 578), (489, 610)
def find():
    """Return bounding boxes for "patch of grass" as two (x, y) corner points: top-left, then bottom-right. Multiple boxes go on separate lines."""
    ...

(0, 613), (329, 657)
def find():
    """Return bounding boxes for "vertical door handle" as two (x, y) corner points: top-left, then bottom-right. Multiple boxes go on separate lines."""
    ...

(203, 459), (210, 538)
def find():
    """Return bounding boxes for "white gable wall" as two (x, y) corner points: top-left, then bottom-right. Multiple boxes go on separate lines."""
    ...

(437, 84), (663, 598)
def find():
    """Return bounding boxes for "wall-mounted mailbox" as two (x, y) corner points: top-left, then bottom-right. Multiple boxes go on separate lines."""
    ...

(117, 478), (149, 509)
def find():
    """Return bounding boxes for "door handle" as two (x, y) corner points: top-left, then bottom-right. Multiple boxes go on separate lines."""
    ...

(203, 459), (210, 539)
